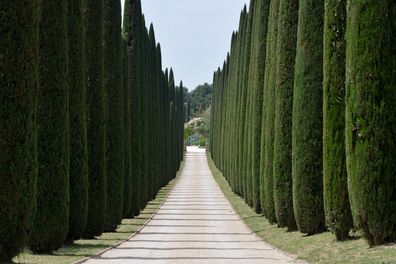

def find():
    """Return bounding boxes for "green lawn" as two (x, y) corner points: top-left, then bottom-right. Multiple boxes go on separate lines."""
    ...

(12, 163), (183, 264)
(207, 154), (396, 264)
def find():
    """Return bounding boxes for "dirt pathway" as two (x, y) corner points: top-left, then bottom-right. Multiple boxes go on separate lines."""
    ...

(83, 146), (300, 264)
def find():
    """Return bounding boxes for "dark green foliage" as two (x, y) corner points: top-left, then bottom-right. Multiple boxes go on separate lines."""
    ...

(1, 0), (183, 257)
(272, 0), (298, 231)
(186, 83), (213, 119)
(292, 0), (325, 235)
(84, 0), (107, 238)
(121, 38), (133, 218)
(67, 0), (89, 242)
(237, 6), (250, 200)
(345, 0), (396, 246)
(177, 82), (185, 164)
(142, 23), (150, 206)
(29, 0), (70, 252)
(0, 1), (39, 260)
(123, 0), (141, 217)
(210, 0), (396, 247)
(123, 3), (183, 215)
(233, 8), (247, 197)
(261, 0), (280, 223)
(211, 4), (264, 211)
(104, 0), (124, 231)
(169, 69), (177, 177)
(250, 0), (270, 213)
(241, 0), (255, 207)
(323, 0), (352, 241)
(148, 25), (158, 199)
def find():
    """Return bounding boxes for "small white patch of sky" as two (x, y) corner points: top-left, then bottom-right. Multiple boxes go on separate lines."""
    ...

(121, 0), (249, 90)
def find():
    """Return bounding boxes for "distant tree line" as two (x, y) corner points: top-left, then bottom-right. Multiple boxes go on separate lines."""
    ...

(211, 0), (396, 246)
(0, 0), (184, 261)
(184, 83), (213, 121)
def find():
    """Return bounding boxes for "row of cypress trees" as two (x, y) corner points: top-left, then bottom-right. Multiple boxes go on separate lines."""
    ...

(0, 0), (184, 261)
(210, 0), (396, 246)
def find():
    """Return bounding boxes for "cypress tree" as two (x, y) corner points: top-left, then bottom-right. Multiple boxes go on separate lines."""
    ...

(249, 0), (270, 213)
(104, 0), (124, 231)
(231, 14), (244, 195)
(223, 41), (233, 185)
(141, 22), (151, 206)
(84, 0), (107, 238)
(157, 44), (165, 192)
(140, 19), (146, 206)
(241, 0), (255, 207)
(157, 46), (166, 188)
(128, 37), (142, 216)
(292, 0), (325, 235)
(218, 62), (226, 173)
(323, 0), (352, 241)
(122, 37), (132, 217)
(178, 81), (185, 164)
(29, 0), (70, 252)
(261, 0), (280, 224)
(163, 69), (172, 183)
(67, 0), (89, 242)
(226, 33), (238, 192)
(169, 69), (177, 178)
(148, 25), (158, 199)
(272, 0), (298, 230)
(123, 0), (142, 217)
(235, 6), (248, 198)
(230, 10), (243, 196)
(345, 0), (396, 245)
(0, 1), (39, 260)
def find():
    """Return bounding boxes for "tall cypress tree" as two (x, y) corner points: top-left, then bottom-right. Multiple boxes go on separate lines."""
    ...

(157, 46), (167, 188)
(261, 0), (280, 224)
(0, 1), (39, 260)
(122, 1), (130, 218)
(104, 0), (124, 231)
(67, 0), (89, 242)
(163, 69), (171, 183)
(84, 0), (107, 238)
(140, 23), (152, 202)
(345, 0), (396, 246)
(29, 0), (70, 252)
(323, 0), (352, 241)
(226, 33), (238, 192)
(241, 0), (255, 207)
(178, 81), (185, 164)
(148, 25), (158, 199)
(121, 37), (132, 217)
(235, 6), (248, 198)
(272, 0), (298, 230)
(123, 0), (141, 217)
(233, 11), (245, 196)
(250, 0), (270, 213)
(169, 69), (177, 177)
(292, 0), (325, 235)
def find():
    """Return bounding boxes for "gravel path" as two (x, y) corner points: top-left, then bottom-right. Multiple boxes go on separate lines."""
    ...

(83, 146), (300, 264)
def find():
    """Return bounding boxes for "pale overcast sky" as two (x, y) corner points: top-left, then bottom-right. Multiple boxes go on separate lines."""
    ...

(122, 0), (250, 90)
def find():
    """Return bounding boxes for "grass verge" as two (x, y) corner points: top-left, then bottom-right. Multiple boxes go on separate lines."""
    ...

(206, 153), (396, 264)
(12, 161), (184, 264)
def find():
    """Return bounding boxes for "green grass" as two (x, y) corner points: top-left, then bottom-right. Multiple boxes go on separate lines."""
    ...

(12, 162), (183, 264)
(207, 154), (396, 264)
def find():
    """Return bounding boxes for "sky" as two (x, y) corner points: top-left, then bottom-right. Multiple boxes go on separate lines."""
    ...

(122, 0), (250, 91)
